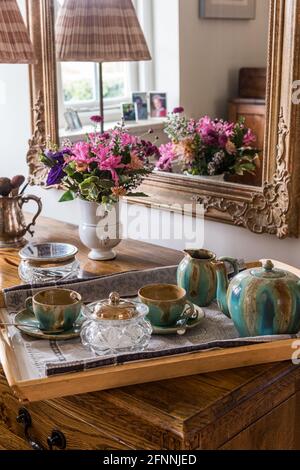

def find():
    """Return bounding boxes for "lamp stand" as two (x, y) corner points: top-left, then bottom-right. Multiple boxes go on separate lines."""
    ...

(99, 62), (104, 133)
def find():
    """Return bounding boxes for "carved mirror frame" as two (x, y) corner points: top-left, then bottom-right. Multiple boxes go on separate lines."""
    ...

(26, 0), (300, 239)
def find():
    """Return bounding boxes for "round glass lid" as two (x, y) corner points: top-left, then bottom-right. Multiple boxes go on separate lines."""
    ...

(19, 242), (78, 263)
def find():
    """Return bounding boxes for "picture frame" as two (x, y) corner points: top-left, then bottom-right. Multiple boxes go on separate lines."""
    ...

(64, 109), (82, 131)
(199, 0), (256, 20)
(149, 92), (167, 118)
(121, 102), (136, 122)
(132, 92), (148, 120)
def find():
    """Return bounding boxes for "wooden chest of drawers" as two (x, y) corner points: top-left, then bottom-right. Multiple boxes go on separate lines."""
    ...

(1, 361), (300, 450)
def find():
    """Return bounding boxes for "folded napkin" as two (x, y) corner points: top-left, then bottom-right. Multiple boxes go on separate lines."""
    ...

(4, 265), (178, 313)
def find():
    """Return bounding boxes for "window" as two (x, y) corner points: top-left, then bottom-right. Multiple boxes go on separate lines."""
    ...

(60, 62), (129, 108)
(56, 0), (154, 129)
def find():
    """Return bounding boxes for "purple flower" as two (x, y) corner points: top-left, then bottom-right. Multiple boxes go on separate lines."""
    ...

(173, 107), (184, 114)
(46, 163), (65, 186)
(43, 148), (71, 186)
(44, 148), (72, 163)
(90, 115), (103, 124)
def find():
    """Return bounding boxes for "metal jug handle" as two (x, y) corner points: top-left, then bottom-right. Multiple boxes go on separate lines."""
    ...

(19, 195), (43, 237)
(218, 257), (240, 278)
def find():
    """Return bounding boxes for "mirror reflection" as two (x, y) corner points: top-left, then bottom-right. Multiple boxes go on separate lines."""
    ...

(55, 0), (270, 189)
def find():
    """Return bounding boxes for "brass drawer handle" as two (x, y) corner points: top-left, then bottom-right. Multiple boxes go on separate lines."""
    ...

(16, 408), (45, 451)
(47, 430), (67, 450)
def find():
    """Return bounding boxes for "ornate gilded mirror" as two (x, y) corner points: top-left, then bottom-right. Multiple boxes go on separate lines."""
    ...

(26, 0), (300, 238)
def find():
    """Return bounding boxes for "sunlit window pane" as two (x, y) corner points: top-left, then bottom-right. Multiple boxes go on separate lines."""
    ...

(61, 62), (96, 104)
(102, 62), (128, 99)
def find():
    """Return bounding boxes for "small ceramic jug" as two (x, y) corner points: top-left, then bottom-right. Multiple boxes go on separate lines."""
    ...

(0, 195), (42, 248)
(177, 249), (239, 307)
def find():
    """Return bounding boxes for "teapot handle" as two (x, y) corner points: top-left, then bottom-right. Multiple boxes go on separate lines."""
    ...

(218, 257), (240, 278)
(19, 195), (43, 237)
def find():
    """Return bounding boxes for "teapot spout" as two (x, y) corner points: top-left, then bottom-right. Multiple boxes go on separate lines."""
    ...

(215, 262), (230, 318)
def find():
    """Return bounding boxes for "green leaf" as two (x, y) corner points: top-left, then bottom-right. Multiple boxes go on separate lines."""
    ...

(59, 190), (75, 202)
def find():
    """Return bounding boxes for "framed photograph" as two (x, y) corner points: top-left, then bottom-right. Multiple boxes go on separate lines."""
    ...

(64, 109), (82, 131)
(199, 0), (256, 20)
(71, 109), (82, 130)
(132, 92), (148, 120)
(149, 92), (167, 118)
(121, 102), (136, 122)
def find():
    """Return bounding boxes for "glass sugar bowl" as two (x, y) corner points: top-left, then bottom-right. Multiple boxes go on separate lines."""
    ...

(81, 292), (152, 355)
(18, 242), (80, 284)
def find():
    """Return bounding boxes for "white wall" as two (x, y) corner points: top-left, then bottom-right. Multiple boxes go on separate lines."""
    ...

(0, 64), (30, 177)
(1, 0), (300, 268)
(179, 0), (270, 118)
(152, 0), (180, 112)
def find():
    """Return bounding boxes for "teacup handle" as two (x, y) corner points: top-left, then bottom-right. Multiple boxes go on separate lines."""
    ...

(70, 292), (81, 302)
(183, 300), (195, 319)
(25, 297), (34, 314)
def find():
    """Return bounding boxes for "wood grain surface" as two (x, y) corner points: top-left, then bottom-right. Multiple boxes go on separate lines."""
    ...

(0, 214), (183, 308)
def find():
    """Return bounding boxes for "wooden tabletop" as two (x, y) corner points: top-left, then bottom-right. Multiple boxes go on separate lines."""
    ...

(0, 215), (183, 307)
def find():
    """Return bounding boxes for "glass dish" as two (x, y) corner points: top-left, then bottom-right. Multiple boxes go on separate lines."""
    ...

(18, 242), (80, 284)
(18, 258), (80, 284)
(81, 292), (152, 355)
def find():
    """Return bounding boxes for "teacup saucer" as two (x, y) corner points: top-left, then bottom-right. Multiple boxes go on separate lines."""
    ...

(151, 307), (205, 335)
(14, 309), (84, 340)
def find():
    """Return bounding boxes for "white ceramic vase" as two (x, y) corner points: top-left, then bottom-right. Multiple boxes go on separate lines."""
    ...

(203, 174), (225, 182)
(78, 199), (122, 261)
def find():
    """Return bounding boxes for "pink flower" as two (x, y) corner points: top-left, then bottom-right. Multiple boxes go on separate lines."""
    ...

(120, 133), (138, 147)
(92, 144), (111, 162)
(173, 106), (184, 114)
(73, 142), (91, 162)
(90, 115), (103, 124)
(99, 155), (125, 184)
(156, 143), (177, 171)
(196, 116), (234, 148)
(187, 119), (197, 134)
(243, 129), (256, 146)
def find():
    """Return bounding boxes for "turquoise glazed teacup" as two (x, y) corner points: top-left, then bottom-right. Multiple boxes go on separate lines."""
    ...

(25, 289), (82, 332)
(138, 284), (194, 327)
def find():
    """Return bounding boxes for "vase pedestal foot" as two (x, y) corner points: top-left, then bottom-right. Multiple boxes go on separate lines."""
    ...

(88, 249), (116, 261)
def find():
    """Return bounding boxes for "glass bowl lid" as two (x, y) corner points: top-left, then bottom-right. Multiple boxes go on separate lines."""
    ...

(91, 292), (148, 321)
(19, 242), (78, 263)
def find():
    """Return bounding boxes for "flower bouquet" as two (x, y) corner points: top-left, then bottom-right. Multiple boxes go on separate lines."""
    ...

(156, 108), (260, 177)
(41, 117), (159, 204)
(40, 117), (159, 260)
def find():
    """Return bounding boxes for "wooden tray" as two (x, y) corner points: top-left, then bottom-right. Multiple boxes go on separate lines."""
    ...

(0, 259), (299, 403)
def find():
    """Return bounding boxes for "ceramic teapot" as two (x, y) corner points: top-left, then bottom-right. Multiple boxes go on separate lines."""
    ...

(216, 260), (300, 337)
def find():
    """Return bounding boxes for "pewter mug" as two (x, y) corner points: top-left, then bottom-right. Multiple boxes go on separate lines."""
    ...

(0, 195), (42, 248)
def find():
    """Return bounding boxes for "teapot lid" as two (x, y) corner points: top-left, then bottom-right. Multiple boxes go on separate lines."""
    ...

(251, 260), (287, 279)
(93, 292), (138, 320)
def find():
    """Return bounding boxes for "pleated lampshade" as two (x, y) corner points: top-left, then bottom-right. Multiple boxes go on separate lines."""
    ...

(0, 0), (36, 64)
(56, 0), (152, 62)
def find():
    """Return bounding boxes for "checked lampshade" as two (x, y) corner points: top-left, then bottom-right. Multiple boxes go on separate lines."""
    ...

(56, 0), (152, 62)
(0, 0), (36, 64)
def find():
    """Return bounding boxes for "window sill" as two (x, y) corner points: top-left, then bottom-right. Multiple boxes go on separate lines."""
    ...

(59, 118), (165, 142)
